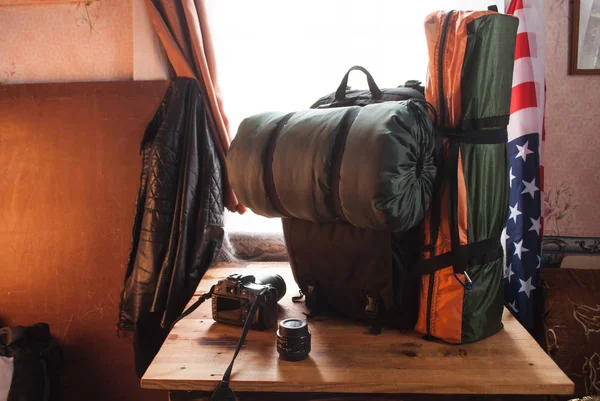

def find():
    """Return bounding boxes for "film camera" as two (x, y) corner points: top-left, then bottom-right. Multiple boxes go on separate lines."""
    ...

(212, 273), (286, 330)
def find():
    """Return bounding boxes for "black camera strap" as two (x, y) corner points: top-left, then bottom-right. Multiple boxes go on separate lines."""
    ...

(171, 286), (266, 401)
(211, 289), (267, 401)
(171, 285), (216, 328)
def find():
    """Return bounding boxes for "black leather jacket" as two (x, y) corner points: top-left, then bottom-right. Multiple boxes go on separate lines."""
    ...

(118, 78), (224, 376)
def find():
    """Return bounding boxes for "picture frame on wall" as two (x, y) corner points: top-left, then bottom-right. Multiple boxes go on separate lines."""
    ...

(571, 0), (600, 74)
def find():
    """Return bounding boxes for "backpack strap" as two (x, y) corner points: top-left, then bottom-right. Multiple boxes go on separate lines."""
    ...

(264, 113), (296, 217)
(328, 107), (361, 220)
(365, 295), (383, 335)
(420, 124), (508, 288)
(415, 236), (503, 276)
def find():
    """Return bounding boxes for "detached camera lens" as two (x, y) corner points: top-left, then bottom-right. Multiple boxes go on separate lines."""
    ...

(276, 318), (311, 361)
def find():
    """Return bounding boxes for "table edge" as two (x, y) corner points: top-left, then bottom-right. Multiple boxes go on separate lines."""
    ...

(141, 378), (574, 395)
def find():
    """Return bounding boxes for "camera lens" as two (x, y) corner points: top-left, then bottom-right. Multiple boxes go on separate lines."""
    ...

(276, 318), (311, 361)
(253, 273), (286, 301)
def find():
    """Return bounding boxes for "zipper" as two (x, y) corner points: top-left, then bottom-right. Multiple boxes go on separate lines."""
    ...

(437, 10), (453, 131)
(426, 9), (454, 338)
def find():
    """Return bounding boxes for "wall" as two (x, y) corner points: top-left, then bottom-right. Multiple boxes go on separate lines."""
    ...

(132, 0), (170, 80)
(544, 0), (600, 238)
(0, 0), (168, 84)
(0, 81), (169, 401)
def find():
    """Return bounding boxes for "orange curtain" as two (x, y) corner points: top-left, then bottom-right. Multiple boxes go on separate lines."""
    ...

(145, 0), (245, 213)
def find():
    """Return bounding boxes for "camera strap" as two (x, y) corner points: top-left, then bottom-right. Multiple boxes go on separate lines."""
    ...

(171, 285), (216, 328)
(211, 289), (267, 401)
(170, 286), (266, 401)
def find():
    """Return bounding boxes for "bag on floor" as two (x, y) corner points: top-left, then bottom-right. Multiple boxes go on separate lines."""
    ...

(0, 323), (63, 401)
(414, 9), (518, 343)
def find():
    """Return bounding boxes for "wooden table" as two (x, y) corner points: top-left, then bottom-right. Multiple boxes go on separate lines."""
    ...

(141, 263), (574, 400)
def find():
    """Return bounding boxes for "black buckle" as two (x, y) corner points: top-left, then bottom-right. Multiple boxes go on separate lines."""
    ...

(365, 296), (379, 318)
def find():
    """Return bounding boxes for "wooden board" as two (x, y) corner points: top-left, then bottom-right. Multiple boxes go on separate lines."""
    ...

(0, 80), (170, 401)
(141, 263), (574, 396)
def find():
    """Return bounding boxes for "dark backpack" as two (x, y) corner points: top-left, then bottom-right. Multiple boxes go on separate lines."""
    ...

(311, 65), (424, 109)
(283, 66), (428, 331)
(0, 323), (63, 401)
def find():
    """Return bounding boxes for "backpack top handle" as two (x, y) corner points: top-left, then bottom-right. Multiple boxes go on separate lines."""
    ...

(334, 66), (383, 101)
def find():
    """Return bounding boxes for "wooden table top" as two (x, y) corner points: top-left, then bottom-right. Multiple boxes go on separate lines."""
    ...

(141, 262), (574, 395)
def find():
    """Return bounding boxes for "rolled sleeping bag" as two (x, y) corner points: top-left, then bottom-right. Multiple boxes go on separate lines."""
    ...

(227, 100), (436, 232)
(415, 10), (518, 344)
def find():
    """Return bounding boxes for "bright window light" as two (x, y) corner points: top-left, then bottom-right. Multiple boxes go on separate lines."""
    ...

(206, 1), (504, 233)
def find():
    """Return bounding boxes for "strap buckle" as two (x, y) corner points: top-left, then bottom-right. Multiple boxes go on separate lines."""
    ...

(453, 271), (473, 291)
(365, 296), (379, 318)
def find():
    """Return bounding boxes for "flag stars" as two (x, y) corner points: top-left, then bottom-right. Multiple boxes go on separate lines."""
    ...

(536, 255), (541, 269)
(529, 216), (541, 236)
(518, 277), (536, 298)
(501, 228), (510, 246)
(513, 239), (529, 260)
(509, 167), (516, 188)
(521, 178), (539, 199)
(506, 5), (542, 326)
(509, 202), (522, 223)
(515, 141), (535, 162)
(508, 264), (515, 282)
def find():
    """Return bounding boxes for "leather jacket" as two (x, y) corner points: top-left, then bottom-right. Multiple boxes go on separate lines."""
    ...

(118, 78), (224, 376)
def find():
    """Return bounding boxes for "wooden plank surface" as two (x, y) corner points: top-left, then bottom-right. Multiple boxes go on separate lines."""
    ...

(142, 263), (574, 395)
(1, 80), (170, 401)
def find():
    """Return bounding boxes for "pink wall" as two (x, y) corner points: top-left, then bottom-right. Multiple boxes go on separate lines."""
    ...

(544, 0), (600, 237)
(0, 1), (132, 83)
(0, 0), (168, 84)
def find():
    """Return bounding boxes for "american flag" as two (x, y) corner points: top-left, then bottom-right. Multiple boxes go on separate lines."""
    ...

(503, 0), (546, 329)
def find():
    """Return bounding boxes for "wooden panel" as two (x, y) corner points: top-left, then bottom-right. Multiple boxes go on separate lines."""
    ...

(0, 81), (170, 401)
(142, 263), (574, 396)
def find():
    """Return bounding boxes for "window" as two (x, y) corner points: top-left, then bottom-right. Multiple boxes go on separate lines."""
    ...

(206, 1), (504, 233)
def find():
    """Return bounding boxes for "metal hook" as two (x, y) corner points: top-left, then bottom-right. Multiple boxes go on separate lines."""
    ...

(453, 271), (473, 291)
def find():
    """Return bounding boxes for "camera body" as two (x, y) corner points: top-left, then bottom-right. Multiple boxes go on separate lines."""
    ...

(211, 273), (285, 330)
